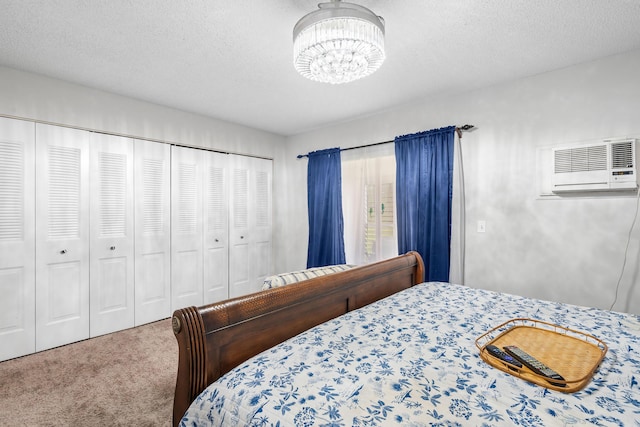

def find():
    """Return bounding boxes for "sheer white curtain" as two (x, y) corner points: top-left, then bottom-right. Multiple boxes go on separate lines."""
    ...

(449, 133), (465, 284)
(342, 135), (464, 279)
(342, 144), (397, 265)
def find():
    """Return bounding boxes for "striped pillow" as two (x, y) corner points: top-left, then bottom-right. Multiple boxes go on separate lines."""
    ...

(262, 264), (355, 290)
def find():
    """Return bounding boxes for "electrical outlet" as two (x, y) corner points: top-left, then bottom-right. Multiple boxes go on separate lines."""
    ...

(477, 220), (486, 233)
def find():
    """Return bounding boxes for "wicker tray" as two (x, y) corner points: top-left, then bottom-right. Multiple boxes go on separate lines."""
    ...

(475, 318), (608, 393)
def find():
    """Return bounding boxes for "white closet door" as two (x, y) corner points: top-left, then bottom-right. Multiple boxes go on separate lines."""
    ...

(171, 146), (204, 310)
(228, 155), (250, 297)
(89, 133), (134, 337)
(35, 124), (90, 352)
(203, 151), (229, 304)
(134, 140), (171, 325)
(250, 157), (273, 290)
(229, 155), (272, 297)
(0, 118), (35, 361)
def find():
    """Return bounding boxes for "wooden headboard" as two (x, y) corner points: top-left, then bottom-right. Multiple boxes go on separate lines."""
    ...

(171, 251), (425, 425)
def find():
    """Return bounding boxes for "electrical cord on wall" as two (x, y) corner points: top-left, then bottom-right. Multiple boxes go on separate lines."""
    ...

(609, 187), (640, 311)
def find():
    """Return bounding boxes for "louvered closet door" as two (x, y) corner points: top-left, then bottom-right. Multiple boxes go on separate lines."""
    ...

(250, 157), (273, 290)
(35, 124), (90, 352)
(171, 146), (204, 311)
(0, 117), (35, 362)
(229, 155), (272, 298)
(89, 133), (134, 337)
(203, 151), (229, 304)
(228, 155), (250, 297)
(134, 140), (171, 325)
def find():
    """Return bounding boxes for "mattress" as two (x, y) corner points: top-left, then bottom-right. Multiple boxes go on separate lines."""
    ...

(181, 282), (640, 426)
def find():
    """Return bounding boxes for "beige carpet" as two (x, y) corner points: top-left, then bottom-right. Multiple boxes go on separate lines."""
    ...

(0, 319), (177, 426)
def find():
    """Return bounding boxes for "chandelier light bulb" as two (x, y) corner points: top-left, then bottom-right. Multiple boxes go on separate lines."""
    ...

(293, 1), (386, 84)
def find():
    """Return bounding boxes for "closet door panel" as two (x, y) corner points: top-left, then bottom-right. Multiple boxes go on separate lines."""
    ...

(35, 124), (90, 352)
(171, 146), (203, 310)
(229, 155), (272, 298)
(89, 133), (134, 337)
(173, 248), (200, 303)
(253, 241), (271, 280)
(229, 242), (249, 294)
(47, 262), (83, 317)
(203, 151), (229, 304)
(134, 140), (171, 325)
(228, 156), (251, 298)
(137, 252), (166, 305)
(251, 159), (273, 285)
(205, 246), (227, 302)
(0, 117), (35, 361)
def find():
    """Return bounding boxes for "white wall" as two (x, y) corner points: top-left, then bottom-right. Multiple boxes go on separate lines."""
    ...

(0, 67), (285, 158)
(284, 48), (640, 314)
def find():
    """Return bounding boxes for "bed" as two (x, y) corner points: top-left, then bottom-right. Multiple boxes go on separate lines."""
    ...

(171, 252), (640, 426)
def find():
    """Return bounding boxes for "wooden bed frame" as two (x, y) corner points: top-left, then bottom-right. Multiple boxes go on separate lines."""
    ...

(171, 251), (425, 425)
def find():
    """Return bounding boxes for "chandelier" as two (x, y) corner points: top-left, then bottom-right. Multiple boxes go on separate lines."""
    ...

(293, 0), (386, 84)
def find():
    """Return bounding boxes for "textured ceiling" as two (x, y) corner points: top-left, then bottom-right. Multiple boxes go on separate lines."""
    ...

(1, 0), (640, 136)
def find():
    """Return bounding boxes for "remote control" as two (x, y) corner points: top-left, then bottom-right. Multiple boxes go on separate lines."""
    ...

(484, 345), (523, 369)
(503, 345), (566, 387)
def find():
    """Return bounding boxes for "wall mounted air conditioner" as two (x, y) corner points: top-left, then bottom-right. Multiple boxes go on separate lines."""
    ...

(552, 139), (638, 193)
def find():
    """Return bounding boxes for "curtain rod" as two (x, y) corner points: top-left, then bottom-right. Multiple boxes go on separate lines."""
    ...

(296, 124), (475, 159)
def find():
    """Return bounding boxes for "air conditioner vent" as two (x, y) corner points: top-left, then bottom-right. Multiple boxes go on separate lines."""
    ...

(551, 139), (638, 193)
(611, 140), (634, 169)
(554, 145), (607, 173)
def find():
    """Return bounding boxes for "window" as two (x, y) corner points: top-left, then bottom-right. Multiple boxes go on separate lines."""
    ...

(342, 145), (397, 265)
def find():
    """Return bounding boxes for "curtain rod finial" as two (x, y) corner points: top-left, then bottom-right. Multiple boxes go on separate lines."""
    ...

(456, 124), (475, 138)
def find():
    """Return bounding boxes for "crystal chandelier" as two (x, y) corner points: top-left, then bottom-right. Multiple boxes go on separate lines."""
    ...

(293, 0), (386, 84)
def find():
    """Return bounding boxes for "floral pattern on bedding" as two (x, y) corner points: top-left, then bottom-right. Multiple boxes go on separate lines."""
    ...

(180, 282), (640, 426)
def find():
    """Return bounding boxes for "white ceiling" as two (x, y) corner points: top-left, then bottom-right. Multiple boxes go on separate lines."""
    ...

(1, 0), (640, 136)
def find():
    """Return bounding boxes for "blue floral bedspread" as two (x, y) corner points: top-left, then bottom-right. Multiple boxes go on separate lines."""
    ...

(181, 282), (640, 426)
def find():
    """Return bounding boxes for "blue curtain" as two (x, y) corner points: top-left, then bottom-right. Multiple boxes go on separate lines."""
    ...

(395, 126), (455, 281)
(306, 148), (346, 268)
